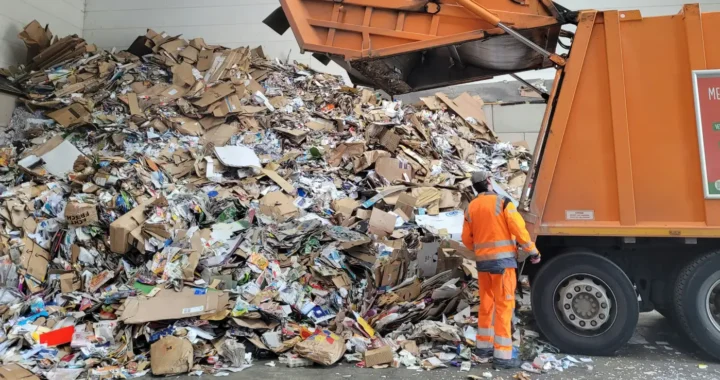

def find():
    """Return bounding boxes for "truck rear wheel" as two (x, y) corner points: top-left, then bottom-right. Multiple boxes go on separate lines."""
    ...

(531, 251), (639, 355)
(673, 250), (720, 360)
(656, 307), (676, 323)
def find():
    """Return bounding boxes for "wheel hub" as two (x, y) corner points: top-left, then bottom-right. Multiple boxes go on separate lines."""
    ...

(705, 279), (720, 332)
(557, 278), (612, 331)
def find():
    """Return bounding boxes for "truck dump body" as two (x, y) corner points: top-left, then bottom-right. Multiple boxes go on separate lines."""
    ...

(526, 5), (720, 238)
(268, 0), (565, 93)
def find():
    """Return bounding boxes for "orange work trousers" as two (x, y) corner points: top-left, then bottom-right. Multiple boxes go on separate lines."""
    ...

(476, 268), (516, 360)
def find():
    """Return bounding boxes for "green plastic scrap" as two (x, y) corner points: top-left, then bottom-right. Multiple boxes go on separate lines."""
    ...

(309, 147), (322, 158)
(217, 206), (239, 223)
(304, 237), (320, 254)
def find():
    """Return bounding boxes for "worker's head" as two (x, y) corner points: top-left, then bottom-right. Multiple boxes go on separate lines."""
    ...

(471, 171), (492, 193)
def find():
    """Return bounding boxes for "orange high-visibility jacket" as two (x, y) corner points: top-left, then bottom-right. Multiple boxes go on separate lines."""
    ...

(462, 192), (539, 272)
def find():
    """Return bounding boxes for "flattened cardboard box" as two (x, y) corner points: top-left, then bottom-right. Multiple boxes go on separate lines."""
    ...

(259, 191), (298, 221)
(364, 345), (394, 367)
(160, 38), (187, 60)
(109, 199), (152, 254)
(171, 116), (203, 136)
(179, 46), (199, 63)
(202, 123), (238, 147)
(417, 241), (440, 278)
(377, 259), (402, 287)
(194, 82), (234, 107)
(59, 271), (81, 293)
(439, 239), (475, 261)
(394, 193), (417, 222)
(64, 202), (98, 227)
(375, 157), (413, 182)
(47, 103), (89, 127)
(394, 279), (421, 302)
(172, 62), (196, 87)
(368, 208), (396, 237)
(399, 340), (419, 356)
(332, 198), (360, 218)
(21, 236), (50, 283)
(233, 317), (279, 330)
(159, 85), (187, 100)
(120, 287), (229, 324)
(379, 128), (401, 151)
(197, 49), (214, 71)
(0, 364), (40, 380)
(150, 336), (193, 375)
(437, 248), (464, 278)
(127, 93), (141, 115)
(212, 95), (242, 117)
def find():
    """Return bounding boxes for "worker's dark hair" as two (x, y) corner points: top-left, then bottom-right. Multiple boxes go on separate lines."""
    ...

(473, 180), (489, 194)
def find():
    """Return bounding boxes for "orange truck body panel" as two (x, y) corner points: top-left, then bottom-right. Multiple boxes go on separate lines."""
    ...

(280, 0), (557, 59)
(275, 0), (563, 93)
(525, 4), (720, 239)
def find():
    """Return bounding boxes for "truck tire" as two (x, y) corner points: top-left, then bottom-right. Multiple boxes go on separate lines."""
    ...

(673, 250), (720, 360)
(656, 308), (676, 323)
(531, 251), (639, 355)
(657, 267), (681, 324)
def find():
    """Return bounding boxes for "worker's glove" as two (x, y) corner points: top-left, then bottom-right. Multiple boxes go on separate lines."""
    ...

(530, 255), (541, 264)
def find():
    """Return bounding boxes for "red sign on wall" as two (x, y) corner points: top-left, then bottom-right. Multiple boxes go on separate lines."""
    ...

(692, 71), (720, 199)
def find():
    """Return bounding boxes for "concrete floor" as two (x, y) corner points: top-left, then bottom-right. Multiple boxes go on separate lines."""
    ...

(190, 312), (720, 380)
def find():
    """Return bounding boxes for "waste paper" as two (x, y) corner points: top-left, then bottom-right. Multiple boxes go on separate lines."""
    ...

(0, 19), (540, 378)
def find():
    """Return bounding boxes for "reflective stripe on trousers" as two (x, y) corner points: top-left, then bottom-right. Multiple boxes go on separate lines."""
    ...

(494, 348), (513, 360)
(476, 327), (494, 336)
(495, 336), (512, 346)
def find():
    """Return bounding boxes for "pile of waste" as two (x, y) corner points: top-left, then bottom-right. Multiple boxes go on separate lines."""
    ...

(0, 20), (538, 379)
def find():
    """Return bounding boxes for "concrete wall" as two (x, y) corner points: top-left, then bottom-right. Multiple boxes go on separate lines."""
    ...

(0, 0), (84, 68)
(486, 104), (544, 149)
(83, 0), (349, 80)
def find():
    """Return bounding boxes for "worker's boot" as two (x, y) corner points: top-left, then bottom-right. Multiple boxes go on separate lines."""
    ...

(472, 348), (493, 358)
(492, 357), (522, 370)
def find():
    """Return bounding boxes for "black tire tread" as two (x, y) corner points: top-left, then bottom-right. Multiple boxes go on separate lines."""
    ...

(672, 250), (720, 355)
(531, 251), (638, 355)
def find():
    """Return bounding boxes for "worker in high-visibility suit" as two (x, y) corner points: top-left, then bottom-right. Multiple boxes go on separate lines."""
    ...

(462, 171), (540, 369)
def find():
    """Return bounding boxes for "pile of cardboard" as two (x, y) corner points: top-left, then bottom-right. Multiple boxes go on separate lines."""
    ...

(0, 20), (533, 378)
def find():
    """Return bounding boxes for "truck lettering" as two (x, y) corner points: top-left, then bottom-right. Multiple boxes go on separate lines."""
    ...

(709, 87), (720, 100)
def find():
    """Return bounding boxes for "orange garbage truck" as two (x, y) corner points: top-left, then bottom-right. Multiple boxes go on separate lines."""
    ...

(266, 1), (720, 359)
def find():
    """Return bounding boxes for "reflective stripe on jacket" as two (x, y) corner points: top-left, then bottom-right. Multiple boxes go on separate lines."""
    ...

(461, 192), (539, 273)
